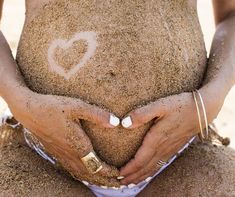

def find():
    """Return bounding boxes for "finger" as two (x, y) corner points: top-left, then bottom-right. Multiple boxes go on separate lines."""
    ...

(120, 141), (168, 185)
(122, 136), (191, 185)
(133, 168), (159, 185)
(37, 133), (89, 175)
(66, 121), (94, 157)
(66, 121), (120, 177)
(98, 162), (120, 178)
(120, 123), (165, 177)
(121, 164), (159, 185)
(121, 100), (166, 129)
(121, 145), (171, 185)
(67, 99), (120, 128)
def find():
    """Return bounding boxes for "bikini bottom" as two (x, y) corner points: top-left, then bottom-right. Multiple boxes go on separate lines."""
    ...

(0, 108), (195, 197)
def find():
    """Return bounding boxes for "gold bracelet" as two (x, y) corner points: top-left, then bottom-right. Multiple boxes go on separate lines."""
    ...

(192, 91), (205, 141)
(195, 90), (209, 139)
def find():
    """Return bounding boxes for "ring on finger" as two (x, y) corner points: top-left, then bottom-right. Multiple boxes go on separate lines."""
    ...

(81, 152), (103, 174)
(157, 159), (168, 167)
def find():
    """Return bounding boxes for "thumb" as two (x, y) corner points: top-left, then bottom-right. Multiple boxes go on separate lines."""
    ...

(68, 99), (120, 128)
(121, 100), (166, 129)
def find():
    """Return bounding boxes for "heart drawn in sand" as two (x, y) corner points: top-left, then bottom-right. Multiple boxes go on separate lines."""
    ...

(48, 31), (98, 80)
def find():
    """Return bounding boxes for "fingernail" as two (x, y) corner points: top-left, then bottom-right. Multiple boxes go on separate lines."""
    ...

(145, 177), (152, 182)
(112, 187), (119, 190)
(82, 181), (89, 186)
(121, 116), (132, 128)
(117, 176), (125, 180)
(101, 185), (108, 189)
(109, 114), (120, 127)
(120, 185), (127, 189)
(128, 183), (136, 189)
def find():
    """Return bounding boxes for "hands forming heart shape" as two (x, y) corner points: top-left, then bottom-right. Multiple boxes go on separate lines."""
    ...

(46, 32), (204, 187)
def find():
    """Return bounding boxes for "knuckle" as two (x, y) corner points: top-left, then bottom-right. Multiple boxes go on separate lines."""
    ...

(134, 160), (144, 170)
(75, 103), (84, 115)
(156, 100), (167, 114)
(62, 102), (76, 116)
(132, 110), (144, 124)
(151, 163), (158, 172)
(81, 145), (93, 156)
(95, 108), (103, 118)
(141, 168), (149, 176)
(92, 108), (102, 122)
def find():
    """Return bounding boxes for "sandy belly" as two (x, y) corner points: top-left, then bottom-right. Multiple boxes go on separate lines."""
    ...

(16, 0), (207, 167)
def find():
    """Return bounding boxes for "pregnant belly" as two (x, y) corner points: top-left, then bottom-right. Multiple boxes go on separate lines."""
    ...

(16, 0), (207, 169)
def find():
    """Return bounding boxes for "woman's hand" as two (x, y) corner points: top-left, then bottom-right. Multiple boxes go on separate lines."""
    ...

(120, 88), (224, 185)
(7, 87), (120, 185)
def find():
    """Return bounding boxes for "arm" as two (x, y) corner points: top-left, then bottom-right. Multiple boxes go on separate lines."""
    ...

(0, 0), (28, 103)
(0, 3), (120, 184)
(0, 30), (30, 105)
(200, 0), (235, 120)
(213, 0), (235, 25)
(119, 1), (235, 185)
(0, 0), (3, 20)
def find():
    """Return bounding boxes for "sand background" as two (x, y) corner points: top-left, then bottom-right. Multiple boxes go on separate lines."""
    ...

(0, 0), (235, 150)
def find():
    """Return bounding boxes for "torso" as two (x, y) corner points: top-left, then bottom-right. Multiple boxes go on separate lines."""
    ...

(17, 0), (207, 169)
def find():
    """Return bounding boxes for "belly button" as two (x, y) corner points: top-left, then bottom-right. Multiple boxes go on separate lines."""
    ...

(108, 71), (116, 77)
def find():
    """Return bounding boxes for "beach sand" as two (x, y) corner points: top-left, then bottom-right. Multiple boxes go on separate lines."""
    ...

(1, 0), (234, 148)
(0, 0), (235, 196)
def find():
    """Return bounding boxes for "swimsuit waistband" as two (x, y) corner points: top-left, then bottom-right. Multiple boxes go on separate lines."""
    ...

(0, 107), (196, 197)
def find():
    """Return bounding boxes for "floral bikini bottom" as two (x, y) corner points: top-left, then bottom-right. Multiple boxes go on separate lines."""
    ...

(0, 107), (195, 197)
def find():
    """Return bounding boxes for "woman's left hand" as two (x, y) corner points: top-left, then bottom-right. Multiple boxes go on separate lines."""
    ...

(119, 90), (223, 185)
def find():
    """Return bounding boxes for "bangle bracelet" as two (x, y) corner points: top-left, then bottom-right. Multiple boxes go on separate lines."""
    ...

(195, 90), (209, 139)
(192, 91), (205, 141)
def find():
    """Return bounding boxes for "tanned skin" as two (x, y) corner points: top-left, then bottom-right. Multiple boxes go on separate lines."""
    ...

(0, 0), (3, 20)
(0, 0), (235, 186)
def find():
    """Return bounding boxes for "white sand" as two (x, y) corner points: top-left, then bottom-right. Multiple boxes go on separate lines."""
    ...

(0, 0), (235, 148)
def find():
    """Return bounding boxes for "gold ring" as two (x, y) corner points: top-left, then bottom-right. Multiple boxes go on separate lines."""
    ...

(157, 160), (167, 167)
(81, 152), (103, 174)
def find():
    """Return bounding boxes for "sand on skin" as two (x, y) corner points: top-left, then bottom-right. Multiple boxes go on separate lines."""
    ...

(1, 125), (235, 197)
(16, 0), (207, 185)
(0, 0), (235, 196)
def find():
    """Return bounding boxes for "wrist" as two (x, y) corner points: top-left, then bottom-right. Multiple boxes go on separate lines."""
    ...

(199, 81), (227, 123)
(2, 84), (33, 111)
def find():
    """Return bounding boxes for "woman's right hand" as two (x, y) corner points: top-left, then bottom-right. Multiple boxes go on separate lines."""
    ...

(7, 87), (121, 186)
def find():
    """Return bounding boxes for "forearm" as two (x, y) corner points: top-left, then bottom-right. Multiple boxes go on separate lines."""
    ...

(199, 13), (235, 120)
(204, 12), (235, 83)
(0, 31), (29, 104)
(201, 13), (235, 98)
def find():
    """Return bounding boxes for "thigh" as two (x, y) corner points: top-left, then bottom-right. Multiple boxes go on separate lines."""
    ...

(138, 143), (235, 197)
(0, 126), (94, 197)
